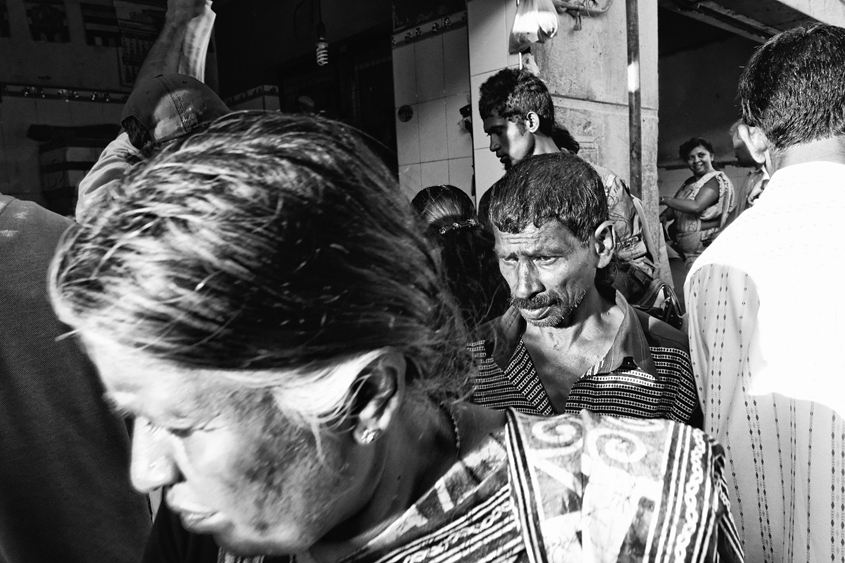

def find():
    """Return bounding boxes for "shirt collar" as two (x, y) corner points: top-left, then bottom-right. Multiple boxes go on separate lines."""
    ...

(586, 291), (656, 376)
(484, 290), (655, 376)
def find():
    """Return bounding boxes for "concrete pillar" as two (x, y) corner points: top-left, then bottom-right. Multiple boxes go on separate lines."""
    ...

(533, 0), (667, 281)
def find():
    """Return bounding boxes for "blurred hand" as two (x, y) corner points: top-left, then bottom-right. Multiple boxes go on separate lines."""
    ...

(167, 0), (210, 22)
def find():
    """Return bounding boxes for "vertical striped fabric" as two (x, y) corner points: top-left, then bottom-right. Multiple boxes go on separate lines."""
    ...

(685, 161), (845, 563)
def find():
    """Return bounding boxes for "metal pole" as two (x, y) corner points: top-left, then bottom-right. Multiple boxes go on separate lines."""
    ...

(626, 0), (642, 199)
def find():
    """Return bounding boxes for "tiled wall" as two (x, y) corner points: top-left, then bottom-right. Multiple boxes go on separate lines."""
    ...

(393, 18), (474, 201)
(468, 0), (519, 202)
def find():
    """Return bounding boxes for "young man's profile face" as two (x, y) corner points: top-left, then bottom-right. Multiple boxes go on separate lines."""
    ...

(494, 220), (598, 328)
(483, 110), (535, 170)
(82, 333), (374, 557)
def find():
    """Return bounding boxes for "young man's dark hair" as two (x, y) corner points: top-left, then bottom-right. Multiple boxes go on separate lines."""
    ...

(478, 68), (556, 136)
(739, 22), (845, 151)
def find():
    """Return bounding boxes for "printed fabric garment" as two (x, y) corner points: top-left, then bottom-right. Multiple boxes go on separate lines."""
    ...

(209, 410), (742, 563)
(673, 171), (735, 266)
(592, 164), (654, 275)
(684, 161), (845, 563)
(468, 290), (702, 428)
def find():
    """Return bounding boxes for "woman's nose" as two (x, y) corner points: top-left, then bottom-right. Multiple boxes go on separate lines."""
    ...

(130, 418), (180, 493)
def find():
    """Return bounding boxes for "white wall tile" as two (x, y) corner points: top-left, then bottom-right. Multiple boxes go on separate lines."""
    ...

(395, 103), (421, 166)
(448, 157), (474, 197)
(418, 98), (448, 163)
(467, 0), (510, 76)
(445, 93), (472, 159)
(421, 159), (450, 188)
(470, 69), (499, 151)
(399, 163), (422, 201)
(414, 36), (445, 103)
(392, 44), (417, 107)
(443, 27), (470, 97)
(474, 147), (505, 198)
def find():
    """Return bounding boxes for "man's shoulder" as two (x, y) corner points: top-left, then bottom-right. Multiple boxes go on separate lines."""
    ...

(632, 307), (690, 354)
(471, 307), (523, 366)
(0, 195), (73, 233)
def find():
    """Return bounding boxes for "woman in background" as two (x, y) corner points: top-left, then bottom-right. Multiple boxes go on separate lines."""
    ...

(660, 137), (735, 269)
(412, 185), (509, 331)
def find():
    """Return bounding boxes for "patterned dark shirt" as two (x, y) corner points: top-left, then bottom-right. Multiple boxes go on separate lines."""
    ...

(468, 291), (702, 427)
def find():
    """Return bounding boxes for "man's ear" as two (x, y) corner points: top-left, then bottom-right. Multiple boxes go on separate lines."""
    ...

(525, 111), (542, 134)
(593, 220), (615, 269)
(350, 350), (406, 446)
(737, 123), (770, 167)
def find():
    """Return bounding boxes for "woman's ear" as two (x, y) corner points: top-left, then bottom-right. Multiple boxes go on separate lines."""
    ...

(350, 350), (406, 446)
(593, 220), (616, 269)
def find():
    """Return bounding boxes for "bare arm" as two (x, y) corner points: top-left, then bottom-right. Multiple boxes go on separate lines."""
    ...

(135, 0), (212, 86)
(660, 177), (719, 215)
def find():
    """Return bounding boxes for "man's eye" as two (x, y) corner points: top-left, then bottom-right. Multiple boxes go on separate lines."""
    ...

(168, 427), (194, 439)
(537, 256), (557, 264)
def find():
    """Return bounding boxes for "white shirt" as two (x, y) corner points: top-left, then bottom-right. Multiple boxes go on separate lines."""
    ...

(685, 161), (845, 563)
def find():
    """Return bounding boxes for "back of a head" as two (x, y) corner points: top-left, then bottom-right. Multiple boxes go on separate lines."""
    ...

(739, 23), (845, 151)
(50, 111), (467, 401)
(122, 73), (231, 151)
(412, 184), (476, 230)
(412, 185), (507, 328)
(479, 68), (555, 135)
(489, 151), (608, 242)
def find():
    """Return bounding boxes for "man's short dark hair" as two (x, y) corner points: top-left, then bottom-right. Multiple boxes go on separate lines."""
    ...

(738, 23), (845, 151)
(489, 152), (608, 243)
(479, 68), (555, 136)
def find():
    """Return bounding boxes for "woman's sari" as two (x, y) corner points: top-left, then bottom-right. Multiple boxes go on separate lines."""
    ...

(673, 171), (735, 267)
(209, 410), (744, 563)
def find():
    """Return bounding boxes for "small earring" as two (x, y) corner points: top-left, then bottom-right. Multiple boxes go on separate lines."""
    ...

(359, 427), (380, 445)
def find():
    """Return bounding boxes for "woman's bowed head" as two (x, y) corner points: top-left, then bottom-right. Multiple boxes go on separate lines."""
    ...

(49, 110), (484, 558)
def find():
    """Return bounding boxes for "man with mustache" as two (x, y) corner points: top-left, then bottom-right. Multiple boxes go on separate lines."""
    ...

(468, 152), (701, 426)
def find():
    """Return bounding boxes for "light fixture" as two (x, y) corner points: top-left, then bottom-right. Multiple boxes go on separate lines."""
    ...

(315, 1), (328, 66)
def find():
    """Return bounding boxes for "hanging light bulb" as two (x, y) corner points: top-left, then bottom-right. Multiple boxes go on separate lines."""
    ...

(316, 21), (328, 66)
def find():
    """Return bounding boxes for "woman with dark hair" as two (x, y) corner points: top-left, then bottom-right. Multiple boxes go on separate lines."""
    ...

(412, 185), (509, 330)
(660, 137), (735, 269)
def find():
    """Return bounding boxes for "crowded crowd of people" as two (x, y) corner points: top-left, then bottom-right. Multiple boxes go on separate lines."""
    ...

(1, 0), (844, 561)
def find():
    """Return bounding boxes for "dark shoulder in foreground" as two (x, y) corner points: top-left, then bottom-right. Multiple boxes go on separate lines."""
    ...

(634, 308), (690, 353)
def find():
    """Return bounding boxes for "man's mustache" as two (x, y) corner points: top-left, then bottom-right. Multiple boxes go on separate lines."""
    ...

(510, 293), (560, 310)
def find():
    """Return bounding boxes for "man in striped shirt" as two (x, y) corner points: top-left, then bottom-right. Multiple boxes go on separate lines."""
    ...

(469, 151), (702, 427)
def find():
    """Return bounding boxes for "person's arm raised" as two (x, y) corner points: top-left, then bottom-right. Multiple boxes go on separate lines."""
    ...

(135, 0), (213, 86)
